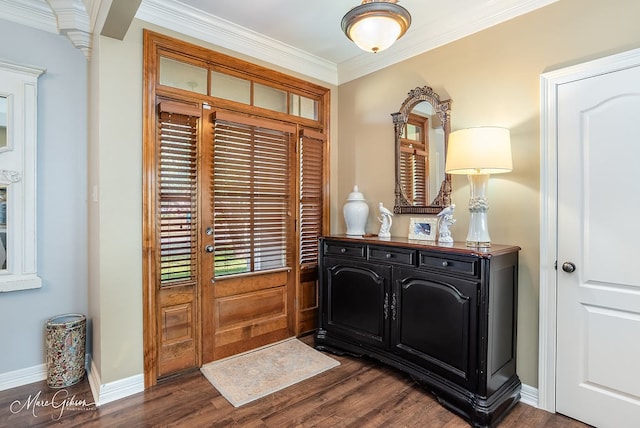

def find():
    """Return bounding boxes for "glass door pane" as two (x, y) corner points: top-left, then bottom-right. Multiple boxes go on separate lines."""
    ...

(254, 83), (287, 113)
(290, 94), (318, 120)
(211, 71), (250, 104)
(159, 57), (207, 95)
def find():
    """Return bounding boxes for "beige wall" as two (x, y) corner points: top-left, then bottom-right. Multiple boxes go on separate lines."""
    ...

(87, 18), (102, 376)
(336, 0), (640, 387)
(88, 25), (146, 384)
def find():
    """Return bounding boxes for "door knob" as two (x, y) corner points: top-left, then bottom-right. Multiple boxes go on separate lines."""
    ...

(562, 262), (576, 273)
(205, 245), (214, 253)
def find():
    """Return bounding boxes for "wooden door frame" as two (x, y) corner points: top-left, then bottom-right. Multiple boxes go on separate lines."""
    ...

(142, 30), (331, 389)
(538, 47), (640, 413)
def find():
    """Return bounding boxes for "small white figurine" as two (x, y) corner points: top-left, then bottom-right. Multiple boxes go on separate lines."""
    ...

(378, 202), (393, 238)
(437, 204), (456, 243)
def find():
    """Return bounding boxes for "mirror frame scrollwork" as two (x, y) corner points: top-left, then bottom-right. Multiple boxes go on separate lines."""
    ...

(392, 86), (452, 214)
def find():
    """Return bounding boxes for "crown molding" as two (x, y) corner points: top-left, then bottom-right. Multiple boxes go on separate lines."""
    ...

(0, 0), (92, 57)
(47, 0), (89, 31)
(136, 0), (557, 86)
(47, 0), (92, 56)
(0, 0), (58, 34)
(136, 0), (338, 86)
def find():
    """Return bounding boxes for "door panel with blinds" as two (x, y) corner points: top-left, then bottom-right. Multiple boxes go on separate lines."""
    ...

(297, 129), (326, 333)
(208, 111), (296, 360)
(156, 102), (201, 376)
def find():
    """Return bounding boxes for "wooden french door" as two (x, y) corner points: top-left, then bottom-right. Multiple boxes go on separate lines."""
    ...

(153, 102), (300, 375)
(202, 111), (297, 361)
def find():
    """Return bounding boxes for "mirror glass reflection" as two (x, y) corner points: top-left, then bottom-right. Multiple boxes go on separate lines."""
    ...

(393, 86), (452, 214)
(399, 101), (446, 206)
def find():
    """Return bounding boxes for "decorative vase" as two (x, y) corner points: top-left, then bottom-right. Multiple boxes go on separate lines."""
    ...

(343, 185), (369, 236)
(46, 314), (86, 388)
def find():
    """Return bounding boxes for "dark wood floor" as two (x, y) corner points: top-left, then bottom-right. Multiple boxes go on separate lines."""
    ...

(0, 335), (589, 428)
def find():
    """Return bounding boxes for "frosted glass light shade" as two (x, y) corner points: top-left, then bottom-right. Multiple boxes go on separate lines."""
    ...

(446, 127), (512, 175)
(350, 16), (402, 53)
(342, 1), (411, 53)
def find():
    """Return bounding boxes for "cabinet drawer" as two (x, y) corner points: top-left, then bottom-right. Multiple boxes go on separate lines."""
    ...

(323, 241), (366, 259)
(368, 246), (416, 266)
(419, 253), (477, 276)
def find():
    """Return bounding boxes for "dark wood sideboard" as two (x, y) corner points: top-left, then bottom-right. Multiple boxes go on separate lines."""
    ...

(315, 235), (521, 427)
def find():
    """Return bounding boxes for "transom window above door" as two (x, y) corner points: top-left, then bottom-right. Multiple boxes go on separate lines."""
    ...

(159, 55), (319, 121)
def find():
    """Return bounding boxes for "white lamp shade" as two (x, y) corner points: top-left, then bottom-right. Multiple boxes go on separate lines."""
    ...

(445, 127), (513, 175)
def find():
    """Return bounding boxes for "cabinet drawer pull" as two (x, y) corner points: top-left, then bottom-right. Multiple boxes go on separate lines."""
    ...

(385, 253), (392, 259)
(391, 293), (397, 321)
(340, 248), (347, 253)
(442, 261), (449, 267)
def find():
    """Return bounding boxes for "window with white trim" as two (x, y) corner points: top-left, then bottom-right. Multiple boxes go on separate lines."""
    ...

(0, 60), (45, 292)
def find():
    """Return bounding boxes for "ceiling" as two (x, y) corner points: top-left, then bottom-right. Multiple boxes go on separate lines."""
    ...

(0, 0), (558, 84)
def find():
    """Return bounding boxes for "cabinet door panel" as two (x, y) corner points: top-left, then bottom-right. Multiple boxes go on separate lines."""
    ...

(324, 257), (391, 348)
(393, 268), (478, 389)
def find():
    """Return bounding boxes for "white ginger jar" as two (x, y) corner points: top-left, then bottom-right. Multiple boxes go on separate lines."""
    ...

(343, 185), (369, 236)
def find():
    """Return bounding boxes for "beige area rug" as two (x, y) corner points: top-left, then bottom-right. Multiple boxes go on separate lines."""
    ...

(200, 338), (340, 407)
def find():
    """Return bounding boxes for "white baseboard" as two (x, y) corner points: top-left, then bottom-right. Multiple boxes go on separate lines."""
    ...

(0, 364), (47, 391)
(0, 353), (92, 392)
(0, 357), (143, 406)
(87, 358), (144, 406)
(520, 383), (539, 408)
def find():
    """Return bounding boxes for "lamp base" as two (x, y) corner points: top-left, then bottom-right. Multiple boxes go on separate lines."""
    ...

(466, 240), (491, 248)
(466, 174), (492, 248)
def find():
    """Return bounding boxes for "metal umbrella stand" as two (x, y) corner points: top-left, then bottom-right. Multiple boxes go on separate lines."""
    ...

(45, 314), (86, 388)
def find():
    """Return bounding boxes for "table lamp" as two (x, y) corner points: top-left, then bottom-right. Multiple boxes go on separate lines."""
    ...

(445, 127), (512, 247)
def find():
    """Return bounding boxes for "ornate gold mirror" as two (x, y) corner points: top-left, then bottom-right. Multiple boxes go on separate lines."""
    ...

(392, 86), (452, 214)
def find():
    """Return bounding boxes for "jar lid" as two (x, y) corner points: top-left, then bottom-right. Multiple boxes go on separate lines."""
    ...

(346, 185), (365, 201)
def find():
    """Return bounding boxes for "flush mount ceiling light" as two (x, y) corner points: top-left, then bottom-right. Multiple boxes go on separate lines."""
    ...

(342, 0), (412, 54)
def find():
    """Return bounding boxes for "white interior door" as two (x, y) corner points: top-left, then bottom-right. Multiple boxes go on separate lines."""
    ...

(556, 62), (640, 427)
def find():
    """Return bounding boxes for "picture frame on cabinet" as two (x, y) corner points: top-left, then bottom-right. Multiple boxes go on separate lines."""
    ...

(408, 217), (437, 241)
